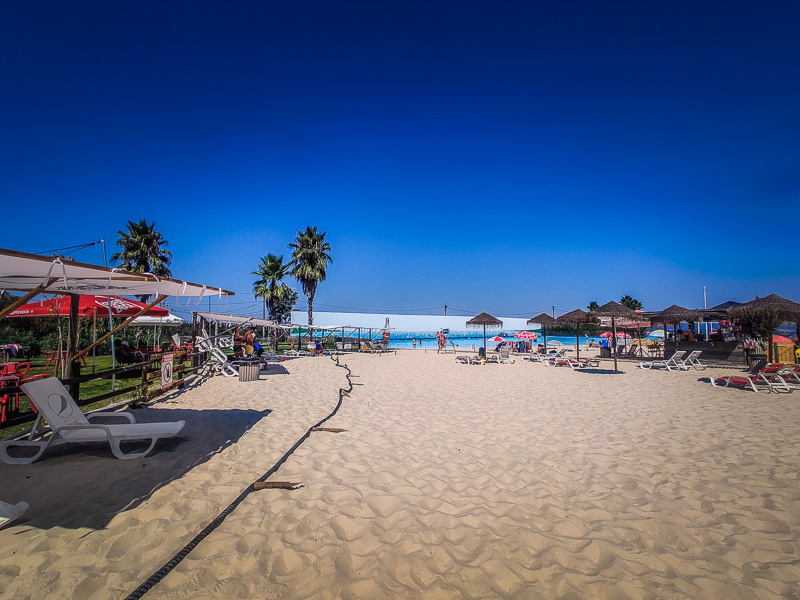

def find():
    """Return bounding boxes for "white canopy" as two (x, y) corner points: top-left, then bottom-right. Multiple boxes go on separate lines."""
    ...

(195, 311), (276, 327)
(129, 314), (186, 327)
(0, 248), (234, 298)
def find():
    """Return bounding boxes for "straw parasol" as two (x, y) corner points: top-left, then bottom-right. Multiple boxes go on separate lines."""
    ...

(728, 294), (800, 363)
(556, 309), (599, 360)
(589, 301), (636, 373)
(649, 304), (703, 347)
(466, 312), (503, 350)
(528, 312), (557, 350)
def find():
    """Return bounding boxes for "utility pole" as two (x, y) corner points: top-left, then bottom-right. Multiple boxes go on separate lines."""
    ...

(444, 304), (447, 316)
(552, 306), (555, 319)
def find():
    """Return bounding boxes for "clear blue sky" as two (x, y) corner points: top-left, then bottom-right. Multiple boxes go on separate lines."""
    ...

(2, 1), (798, 320)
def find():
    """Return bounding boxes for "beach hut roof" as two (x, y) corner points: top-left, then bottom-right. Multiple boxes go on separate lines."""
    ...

(556, 308), (600, 325)
(727, 294), (800, 323)
(466, 312), (503, 327)
(527, 312), (557, 326)
(649, 304), (703, 323)
(589, 300), (637, 319)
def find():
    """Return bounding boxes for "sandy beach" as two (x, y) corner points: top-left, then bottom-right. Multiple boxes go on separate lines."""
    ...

(2, 351), (799, 599)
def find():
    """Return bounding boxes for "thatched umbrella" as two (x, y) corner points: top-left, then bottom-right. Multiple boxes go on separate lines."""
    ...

(556, 309), (599, 360)
(528, 312), (557, 351)
(589, 301), (636, 373)
(649, 304), (703, 347)
(728, 294), (800, 363)
(466, 312), (503, 351)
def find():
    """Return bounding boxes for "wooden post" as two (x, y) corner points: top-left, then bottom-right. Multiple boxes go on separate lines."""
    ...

(611, 317), (618, 373)
(69, 360), (81, 401)
(191, 312), (198, 369)
(0, 279), (57, 320)
(64, 294), (80, 381)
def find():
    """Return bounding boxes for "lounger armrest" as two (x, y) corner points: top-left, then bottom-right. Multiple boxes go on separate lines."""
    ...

(87, 411), (136, 424)
(52, 423), (115, 438)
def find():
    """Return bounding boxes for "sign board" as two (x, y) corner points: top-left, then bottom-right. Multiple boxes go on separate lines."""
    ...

(161, 353), (174, 389)
(442, 329), (449, 335)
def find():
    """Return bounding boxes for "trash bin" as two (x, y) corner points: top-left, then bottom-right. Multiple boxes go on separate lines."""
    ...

(236, 358), (260, 382)
(747, 353), (767, 372)
(600, 347), (611, 358)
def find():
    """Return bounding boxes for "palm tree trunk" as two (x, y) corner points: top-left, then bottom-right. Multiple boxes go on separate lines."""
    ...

(307, 295), (314, 326)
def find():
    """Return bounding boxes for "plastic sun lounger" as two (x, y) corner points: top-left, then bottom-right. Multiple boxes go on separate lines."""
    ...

(778, 365), (800, 389)
(711, 363), (792, 394)
(0, 499), (29, 528)
(680, 350), (707, 370)
(0, 378), (185, 464)
(498, 348), (516, 364)
(638, 351), (687, 371)
(196, 330), (238, 377)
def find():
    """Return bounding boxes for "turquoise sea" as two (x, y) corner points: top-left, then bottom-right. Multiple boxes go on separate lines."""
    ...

(385, 333), (608, 350)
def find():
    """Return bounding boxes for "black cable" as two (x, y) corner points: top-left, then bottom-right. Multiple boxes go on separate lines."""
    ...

(123, 356), (355, 600)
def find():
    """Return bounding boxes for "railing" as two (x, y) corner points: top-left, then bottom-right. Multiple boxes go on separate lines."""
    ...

(0, 349), (210, 430)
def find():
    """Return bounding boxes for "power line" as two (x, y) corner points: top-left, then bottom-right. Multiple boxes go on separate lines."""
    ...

(34, 240), (102, 255)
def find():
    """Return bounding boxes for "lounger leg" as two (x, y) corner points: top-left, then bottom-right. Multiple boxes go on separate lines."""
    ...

(108, 436), (159, 460)
(0, 440), (50, 465)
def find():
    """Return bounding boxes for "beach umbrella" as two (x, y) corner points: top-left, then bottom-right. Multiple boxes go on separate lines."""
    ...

(528, 312), (557, 350)
(556, 309), (599, 361)
(646, 329), (665, 338)
(589, 301), (637, 373)
(7, 295), (169, 319)
(513, 331), (537, 339)
(599, 332), (614, 338)
(649, 305), (703, 349)
(466, 312), (503, 350)
(728, 294), (800, 363)
(486, 336), (505, 343)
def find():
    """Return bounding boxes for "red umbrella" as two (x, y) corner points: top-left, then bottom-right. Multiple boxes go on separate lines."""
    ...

(7, 295), (169, 318)
(772, 334), (795, 344)
(513, 331), (537, 339)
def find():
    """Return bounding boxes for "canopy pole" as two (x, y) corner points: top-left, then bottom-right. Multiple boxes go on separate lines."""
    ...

(576, 325), (580, 361)
(74, 295), (169, 360)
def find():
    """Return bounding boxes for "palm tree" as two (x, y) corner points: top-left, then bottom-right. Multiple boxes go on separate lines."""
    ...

(111, 219), (173, 301)
(587, 301), (599, 311)
(620, 295), (643, 310)
(252, 254), (291, 321)
(288, 226), (332, 326)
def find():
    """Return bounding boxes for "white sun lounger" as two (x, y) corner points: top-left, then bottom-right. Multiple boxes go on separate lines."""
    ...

(680, 350), (707, 370)
(638, 351), (687, 371)
(196, 329), (238, 377)
(0, 500), (29, 528)
(499, 347), (515, 364)
(0, 378), (185, 464)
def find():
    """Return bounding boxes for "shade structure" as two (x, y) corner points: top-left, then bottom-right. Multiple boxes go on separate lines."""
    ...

(129, 314), (186, 326)
(649, 304), (703, 324)
(7, 295), (169, 319)
(728, 294), (800, 362)
(556, 309), (599, 361)
(0, 247), (233, 298)
(589, 301), (637, 373)
(466, 312), (503, 350)
(528, 312), (557, 350)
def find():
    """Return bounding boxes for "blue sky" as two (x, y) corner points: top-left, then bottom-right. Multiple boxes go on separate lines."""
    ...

(2, 1), (798, 320)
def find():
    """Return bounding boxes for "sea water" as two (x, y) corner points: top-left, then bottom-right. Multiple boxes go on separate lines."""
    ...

(386, 334), (608, 350)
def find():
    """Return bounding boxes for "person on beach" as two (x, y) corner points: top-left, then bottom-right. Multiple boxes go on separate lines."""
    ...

(412, 337), (416, 348)
(244, 328), (256, 356)
(233, 327), (245, 357)
(315, 340), (323, 356)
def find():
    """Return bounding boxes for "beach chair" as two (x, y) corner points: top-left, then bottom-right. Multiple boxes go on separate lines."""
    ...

(638, 351), (687, 371)
(196, 330), (238, 377)
(711, 363), (792, 393)
(499, 347), (515, 364)
(0, 499), (28, 529)
(778, 365), (800, 389)
(569, 358), (600, 369)
(0, 378), (185, 464)
(529, 348), (567, 363)
(455, 356), (470, 364)
(680, 350), (706, 370)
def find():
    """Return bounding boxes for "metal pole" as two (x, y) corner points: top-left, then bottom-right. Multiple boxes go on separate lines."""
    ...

(552, 306), (555, 319)
(101, 238), (116, 391)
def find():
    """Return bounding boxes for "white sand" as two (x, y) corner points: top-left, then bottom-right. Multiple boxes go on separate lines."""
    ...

(1, 351), (799, 599)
